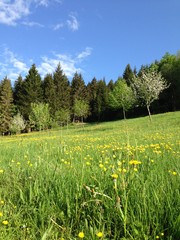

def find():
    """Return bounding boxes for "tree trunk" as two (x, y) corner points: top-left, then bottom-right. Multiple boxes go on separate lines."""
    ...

(147, 105), (152, 122)
(123, 108), (126, 120)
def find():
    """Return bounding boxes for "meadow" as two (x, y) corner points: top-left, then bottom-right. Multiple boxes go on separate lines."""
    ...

(0, 112), (179, 240)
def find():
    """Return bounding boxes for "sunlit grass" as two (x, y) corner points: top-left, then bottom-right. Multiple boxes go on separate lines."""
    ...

(0, 112), (180, 239)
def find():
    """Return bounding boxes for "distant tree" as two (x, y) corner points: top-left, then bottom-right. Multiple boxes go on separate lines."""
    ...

(13, 75), (25, 114)
(29, 103), (51, 131)
(132, 70), (169, 121)
(42, 73), (56, 116)
(96, 79), (108, 121)
(71, 72), (87, 120)
(158, 52), (180, 111)
(0, 77), (14, 134)
(123, 64), (134, 86)
(109, 78), (135, 119)
(10, 112), (26, 134)
(53, 63), (71, 112)
(21, 64), (43, 119)
(54, 108), (71, 126)
(87, 77), (98, 121)
(74, 99), (90, 123)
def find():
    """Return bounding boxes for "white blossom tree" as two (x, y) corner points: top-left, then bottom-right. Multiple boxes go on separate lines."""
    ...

(132, 70), (169, 121)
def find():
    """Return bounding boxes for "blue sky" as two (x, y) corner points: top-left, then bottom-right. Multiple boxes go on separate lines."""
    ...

(0, 0), (180, 84)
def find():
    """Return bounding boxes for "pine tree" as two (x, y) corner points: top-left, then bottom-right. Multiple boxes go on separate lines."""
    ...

(20, 64), (43, 119)
(70, 72), (87, 120)
(42, 73), (56, 116)
(0, 77), (14, 134)
(13, 75), (25, 115)
(71, 72), (87, 104)
(53, 63), (71, 112)
(123, 64), (134, 86)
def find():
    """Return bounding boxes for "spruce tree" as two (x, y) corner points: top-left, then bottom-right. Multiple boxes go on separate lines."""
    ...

(123, 64), (134, 86)
(13, 75), (25, 115)
(42, 73), (56, 116)
(0, 77), (14, 134)
(20, 64), (43, 119)
(53, 63), (70, 112)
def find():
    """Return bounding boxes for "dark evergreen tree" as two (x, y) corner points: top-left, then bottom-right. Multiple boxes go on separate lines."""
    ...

(20, 64), (43, 119)
(13, 75), (25, 115)
(42, 73), (56, 116)
(0, 77), (14, 134)
(70, 72), (87, 120)
(87, 77), (98, 121)
(96, 79), (108, 121)
(53, 63), (70, 112)
(123, 64), (134, 86)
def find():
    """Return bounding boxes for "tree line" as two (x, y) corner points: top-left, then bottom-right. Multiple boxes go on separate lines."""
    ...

(0, 52), (179, 134)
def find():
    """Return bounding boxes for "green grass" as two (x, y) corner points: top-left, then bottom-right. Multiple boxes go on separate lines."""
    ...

(0, 112), (180, 240)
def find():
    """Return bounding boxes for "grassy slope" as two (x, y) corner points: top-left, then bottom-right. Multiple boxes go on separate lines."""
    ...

(0, 112), (180, 240)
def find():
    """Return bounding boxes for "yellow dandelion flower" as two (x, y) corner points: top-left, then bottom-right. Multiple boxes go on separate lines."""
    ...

(0, 200), (4, 205)
(156, 236), (160, 239)
(96, 232), (103, 238)
(0, 169), (4, 173)
(172, 171), (177, 175)
(2, 220), (8, 225)
(129, 160), (141, 165)
(99, 164), (104, 168)
(0, 212), (3, 217)
(78, 231), (85, 238)
(111, 173), (118, 179)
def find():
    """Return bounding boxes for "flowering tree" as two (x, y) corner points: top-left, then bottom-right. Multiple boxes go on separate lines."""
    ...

(132, 70), (169, 121)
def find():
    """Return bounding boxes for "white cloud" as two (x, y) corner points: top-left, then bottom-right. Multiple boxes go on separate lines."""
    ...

(67, 14), (79, 31)
(22, 21), (44, 27)
(53, 23), (64, 30)
(0, 0), (63, 26)
(76, 47), (92, 61)
(0, 0), (30, 25)
(0, 47), (92, 82)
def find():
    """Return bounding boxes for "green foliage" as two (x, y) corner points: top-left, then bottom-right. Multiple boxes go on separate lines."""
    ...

(53, 63), (70, 112)
(20, 64), (43, 119)
(73, 99), (90, 122)
(29, 103), (51, 131)
(0, 77), (14, 134)
(54, 108), (71, 126)
(109, 79), (136, 119)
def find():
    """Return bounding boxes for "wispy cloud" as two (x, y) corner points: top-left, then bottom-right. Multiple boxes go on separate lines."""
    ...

(0, 0), (30, 26)
(0, 47), (92, 82)
(0, 0), (63, 26)
(76, 47), (92, 61)
(67, 14), (79, 31)
(53, 23), (64, 31)
(22, 21), (44, 27)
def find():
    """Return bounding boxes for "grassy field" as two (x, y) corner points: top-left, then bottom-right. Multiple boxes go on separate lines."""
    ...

(0, 112), (179, 240)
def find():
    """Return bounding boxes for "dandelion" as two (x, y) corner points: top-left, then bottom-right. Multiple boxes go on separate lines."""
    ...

(111, 173), (118, 179)
(0, 200), (4, 205)
(161, 233), (164, 236)
(156, 236), (160, 239)
(0, 212), (3, 217)
(99, 164), (104, 168)
(96, 232), (103, 238)
(78, 231), (85, 238)
(129, 160), (141, 165)
(172, 171), (177, 175)
(2, 220), (8, 225)
(0, 169), (4, 173)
